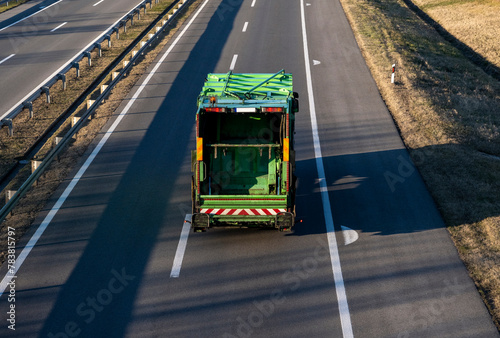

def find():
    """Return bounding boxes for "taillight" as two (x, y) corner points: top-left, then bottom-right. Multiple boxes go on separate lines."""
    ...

(261, 107), (284, 113)
(205, 107), (227, 113)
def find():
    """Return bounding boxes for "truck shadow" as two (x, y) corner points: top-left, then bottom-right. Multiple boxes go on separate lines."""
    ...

(291, 147), (448, 237)
(37, 0), (244, 337)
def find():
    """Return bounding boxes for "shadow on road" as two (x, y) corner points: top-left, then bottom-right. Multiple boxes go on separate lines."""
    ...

(292, 148), (446, 237)
(38, 0), (244, 336)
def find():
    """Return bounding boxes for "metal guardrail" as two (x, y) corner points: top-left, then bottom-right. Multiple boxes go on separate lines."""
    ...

(0, 0), (191, 222)
(0, 0), (161, 129)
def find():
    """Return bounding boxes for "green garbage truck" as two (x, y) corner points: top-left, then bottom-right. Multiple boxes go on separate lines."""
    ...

(191, 70), (299, 232)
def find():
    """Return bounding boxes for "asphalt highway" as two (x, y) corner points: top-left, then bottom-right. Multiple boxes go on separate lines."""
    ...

(0, 0), (498, 337)
(0, 0), (157, 119)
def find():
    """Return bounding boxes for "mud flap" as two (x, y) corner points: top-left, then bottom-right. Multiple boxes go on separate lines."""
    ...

(276, 212), (294, 232)
(192, 213), (210, 232)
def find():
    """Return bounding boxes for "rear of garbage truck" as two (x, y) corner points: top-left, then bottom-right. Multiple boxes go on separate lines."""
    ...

(191, 70), (299, 232)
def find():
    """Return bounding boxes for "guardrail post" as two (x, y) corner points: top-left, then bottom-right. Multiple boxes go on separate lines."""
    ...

(31, 159), (43, 185)
(58, 73), (67, 90)
(31, 159), (43, 174)
(94, 43), (102, 57)
(101, 85), (108, 101)
(121, 20), (127, 33)
(5, 190), (17, 216)
(5, 190), (16, 204)
(23, 101), (33, 118)
(142, 4), (147, 14)
(72, 62), (80, 77)
(4, 119), (13, 136)
(137, 8), (141, 20)
(84, 51), (91, 66)
(71, 116), (80, 128)
(104, 34), (111, 48)
(113, 27), (119, 40)
(42, 86), (51, 104)
(129, 13), (134, 26)
(54, 136), (63, 161)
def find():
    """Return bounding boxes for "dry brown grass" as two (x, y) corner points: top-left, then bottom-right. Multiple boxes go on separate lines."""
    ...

(414, 0), (500, 70)
(0, 0), (30, 14)
(340, 0), (500, 330)
(0, 0), (202, 263)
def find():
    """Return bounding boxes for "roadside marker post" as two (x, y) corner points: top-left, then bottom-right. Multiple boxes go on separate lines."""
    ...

(391, 63), (396, 84)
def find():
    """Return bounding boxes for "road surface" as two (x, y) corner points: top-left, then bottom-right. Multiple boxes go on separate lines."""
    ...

(0, 0), (497, 337)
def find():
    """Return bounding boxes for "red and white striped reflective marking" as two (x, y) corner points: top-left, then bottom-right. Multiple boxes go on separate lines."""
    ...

(200, 209), (286, 216)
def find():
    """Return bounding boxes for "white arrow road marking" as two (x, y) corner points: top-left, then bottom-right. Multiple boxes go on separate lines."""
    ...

(313, 60), (321, 66)
(341, 226), (359, 246)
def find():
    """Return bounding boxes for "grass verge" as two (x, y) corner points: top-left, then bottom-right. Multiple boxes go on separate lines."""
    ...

(339, 0), (500, 330)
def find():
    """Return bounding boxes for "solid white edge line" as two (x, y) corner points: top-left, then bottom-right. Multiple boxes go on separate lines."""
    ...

(170, 214), (192, 278)
(0, 54), (15, 65)
(0, 1), (158, 122)
(300, 0), (354, 337)
(0, 0), (211, 297)
(251, 0), (256, 7)
(50, 22), (67, 32)
(0, 0), (64, 33)
(93, 0), (105, 6)
(242, 21), (248, 32)
(230, 54), (238, 70)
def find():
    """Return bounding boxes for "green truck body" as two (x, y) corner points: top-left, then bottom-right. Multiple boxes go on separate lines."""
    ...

(191, 70), (299, 231)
